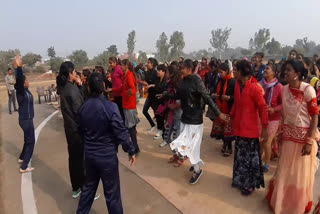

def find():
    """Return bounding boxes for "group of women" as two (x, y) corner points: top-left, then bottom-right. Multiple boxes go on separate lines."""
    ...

(13, 49), (320, 213)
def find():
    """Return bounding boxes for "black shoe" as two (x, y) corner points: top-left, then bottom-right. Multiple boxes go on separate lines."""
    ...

(189, 170), (203, 184)
(221, 147), (226, 154)
(9, 111), (12, 115)
(241, 188), (254, 196)
(14, 109), (18, 112)
(189, 166), (194, 172)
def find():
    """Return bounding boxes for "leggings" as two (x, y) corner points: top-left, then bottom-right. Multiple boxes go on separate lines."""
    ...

(142, 97), (156, 128)
(128, 126), (139, 152)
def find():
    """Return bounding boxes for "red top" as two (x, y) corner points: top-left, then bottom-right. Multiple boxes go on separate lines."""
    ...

(230, 77), (269, 138)
(198, 69), (208, 82)
(111, 65), (124, 97)
(121, 71), (136, 109)
(266, 83), (283, 121)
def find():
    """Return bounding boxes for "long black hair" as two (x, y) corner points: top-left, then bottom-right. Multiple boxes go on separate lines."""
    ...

(88, 72), (105, 97)
(148, 58), (158, 70)
(167, 65), (181, 88)
(285, 59), (308, 81)
(56, 61), (75, 94)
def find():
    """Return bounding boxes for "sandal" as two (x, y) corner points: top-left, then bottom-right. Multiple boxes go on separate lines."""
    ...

(19, 167), (35, 173)
(174, 158), (185, 167)
(168, 155), (178, 163)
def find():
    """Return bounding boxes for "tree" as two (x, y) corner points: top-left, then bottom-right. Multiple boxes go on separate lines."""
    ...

(0, 49), (20, 76)
(107, 45), (119, 56)
(91, 51), (112, 68)
(169, 31), (185, 61)
(210, 27), (232, 59)
(195, 49), (209, 60)
(138, 51), (148, 64)
(266, 38), (281, 55)
(241, 48), (252, 56)
(47, 46), (56, 58)
(49, 57), (64, 73)
(294, 37), (317, 55)
(156, 32), (170, 62)
(127, 30), (136, 60)
(250, 28), (271, 51)
(22, 53), (42, 67)
(281, 45), (293, 57)
(68, 49), (89, 69)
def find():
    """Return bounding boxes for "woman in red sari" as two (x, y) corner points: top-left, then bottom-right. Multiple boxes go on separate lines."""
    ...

(267, 59), (319, 214)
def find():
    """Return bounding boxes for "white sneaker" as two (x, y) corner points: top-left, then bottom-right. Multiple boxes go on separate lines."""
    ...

(154, 130), (163, 140)
(159, 141), (168, 147)
(148, 126), (157, 134)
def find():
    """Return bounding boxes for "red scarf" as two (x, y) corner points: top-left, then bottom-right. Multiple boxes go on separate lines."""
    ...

(216, 74), (232, 113)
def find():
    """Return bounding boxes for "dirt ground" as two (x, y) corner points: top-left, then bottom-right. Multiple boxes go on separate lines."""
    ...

(0, 81), (319, 214)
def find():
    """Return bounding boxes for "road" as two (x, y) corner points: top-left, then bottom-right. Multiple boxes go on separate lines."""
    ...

(0, 99), (319, 214)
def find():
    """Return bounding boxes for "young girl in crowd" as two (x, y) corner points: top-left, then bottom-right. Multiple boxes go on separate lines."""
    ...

(151, 64), (167, 140)
(141, 58), (159, 133)
(231, 60), (268, 195)
(170, 59), (225, 184)
(212, 63), (236, 157)
(158, 65), (182, 148)
(119, 59), (140, 154)
(109, 57), (124, 121)
(267, 60), (319, 214)
(260, 63), (283, 172)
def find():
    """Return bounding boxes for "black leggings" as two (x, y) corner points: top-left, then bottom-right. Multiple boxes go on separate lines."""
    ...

(114, 96), (125, 122)
(128, 126), (139, 152)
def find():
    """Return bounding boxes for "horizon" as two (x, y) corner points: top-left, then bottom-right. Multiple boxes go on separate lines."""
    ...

(1, 0), (320, 58)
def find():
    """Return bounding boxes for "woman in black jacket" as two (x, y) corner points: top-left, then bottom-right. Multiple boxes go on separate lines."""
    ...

(150, 64), (167, 140)
(169, 59), (226, 184)
(13, 54), (35, 173)
(141, 58), (158, 133)
(57, 61), (86, 199)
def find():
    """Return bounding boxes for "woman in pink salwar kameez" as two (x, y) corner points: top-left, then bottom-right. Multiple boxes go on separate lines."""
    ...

(267, 59), (319, 214)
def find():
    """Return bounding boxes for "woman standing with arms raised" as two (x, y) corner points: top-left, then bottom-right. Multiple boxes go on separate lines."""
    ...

(267, 60), (319, 214)
(14, 54), (36, 173)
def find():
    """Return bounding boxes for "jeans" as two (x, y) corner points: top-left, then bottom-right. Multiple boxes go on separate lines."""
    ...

(142, 97), (155, 128)
(19, 119), (35, 170)
(77, 155), (123, 214)
(163, 119), (181, 144)
(8, 90), (17, 113)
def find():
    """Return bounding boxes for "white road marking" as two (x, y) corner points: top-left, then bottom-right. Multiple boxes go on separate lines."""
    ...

(21, 110), (59, 214)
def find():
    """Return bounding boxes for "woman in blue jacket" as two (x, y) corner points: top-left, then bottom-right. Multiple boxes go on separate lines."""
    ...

(76, 72), (136, 214)
(14, 54), (35, 173)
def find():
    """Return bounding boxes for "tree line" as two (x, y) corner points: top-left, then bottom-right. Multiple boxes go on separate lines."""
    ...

(1, 28), (320, 76)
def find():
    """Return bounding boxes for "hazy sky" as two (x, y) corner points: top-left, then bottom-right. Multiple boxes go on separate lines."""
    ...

(1, 0), (320, 58)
